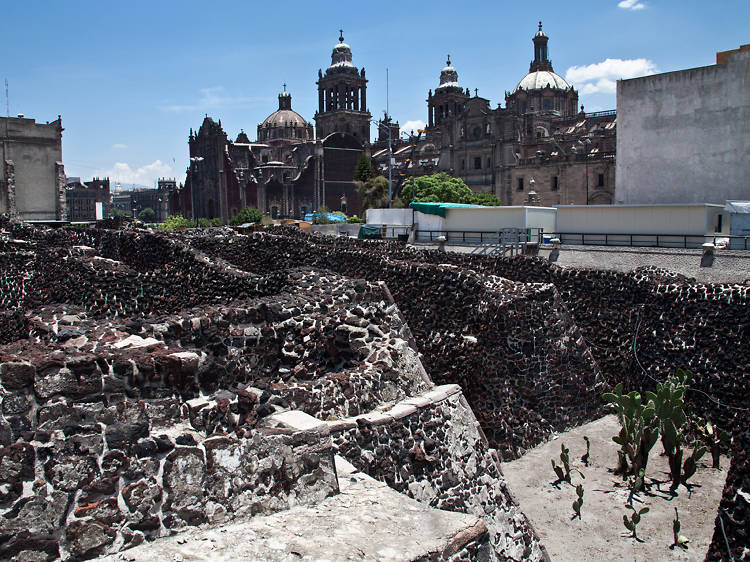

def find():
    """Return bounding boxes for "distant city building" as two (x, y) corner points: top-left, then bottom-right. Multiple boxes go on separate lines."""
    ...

(172, 33), (371, 222)
(112, 183), (170, 222)
(616, 44), (750, 205)
(0, 115), (66, 221)
(373, 22), (616, 207)
(65, 176), (111, 221)
(172, 25), (616, 220)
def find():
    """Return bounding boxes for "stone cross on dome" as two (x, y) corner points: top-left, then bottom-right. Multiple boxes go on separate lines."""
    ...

(339, 29), (344, 42)
(283, 83), (287, 92)
(447, 54), (451, 66)
(539, 21), (542, 31)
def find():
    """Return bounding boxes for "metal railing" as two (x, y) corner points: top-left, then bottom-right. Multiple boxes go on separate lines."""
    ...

(414, 228), (534, 243)
(544, 232), (750, 250)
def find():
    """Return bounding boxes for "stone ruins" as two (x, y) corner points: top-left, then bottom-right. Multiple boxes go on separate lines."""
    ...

(0, 218), (747, 560)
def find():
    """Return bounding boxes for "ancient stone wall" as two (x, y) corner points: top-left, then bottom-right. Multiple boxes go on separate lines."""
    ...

(331, 390), (545, 561)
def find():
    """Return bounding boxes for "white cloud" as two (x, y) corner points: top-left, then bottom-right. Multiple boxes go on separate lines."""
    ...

(565, 58), (659, 94)
(112, 143), (127, 149)
(161, 86), (267, 112)
(401, 120), (426, 135)
(618, 0), (646, 10)
(95, 160), (174, 187)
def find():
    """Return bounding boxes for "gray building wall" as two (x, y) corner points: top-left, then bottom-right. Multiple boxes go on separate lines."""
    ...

(0, 115), (65, 220)
(615, 49), (750, 204)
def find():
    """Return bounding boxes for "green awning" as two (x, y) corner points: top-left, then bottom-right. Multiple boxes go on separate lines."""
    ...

(409, 202), (485, 218)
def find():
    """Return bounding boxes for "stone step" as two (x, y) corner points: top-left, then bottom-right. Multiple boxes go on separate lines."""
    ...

(98, 456), (489, 562)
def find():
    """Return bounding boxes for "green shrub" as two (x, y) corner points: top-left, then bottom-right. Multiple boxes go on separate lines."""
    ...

(198, 217), (221, 228)
(347, 216), (362, 223)
(229, 206), (263, 226)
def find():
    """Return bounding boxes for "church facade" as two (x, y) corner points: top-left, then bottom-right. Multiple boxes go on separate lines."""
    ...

(374, 23), (616, 207)
(173, 23), (616, 222)
(173, 33), (369, 222)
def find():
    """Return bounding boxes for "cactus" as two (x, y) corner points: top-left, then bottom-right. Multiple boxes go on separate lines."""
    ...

(623, 503), (649, 540)
(697, 421), (730, 469)
(627, 468), (645, 504)
(581, 436), (591, 466)
(551, 458), (566, 483)
(552, 443), (571, 483)
(671, 507), (689, 549)
(603, 383), (659, 478)
(644, 369), (692, 491)
(572, 484), (584, 520)
(681, 443), (707, 487)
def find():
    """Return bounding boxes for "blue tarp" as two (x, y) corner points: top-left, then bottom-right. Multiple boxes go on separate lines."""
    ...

(304, 212), (347, 223)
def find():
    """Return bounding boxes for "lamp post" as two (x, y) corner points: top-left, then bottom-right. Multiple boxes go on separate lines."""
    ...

(189, 156), (204, 224)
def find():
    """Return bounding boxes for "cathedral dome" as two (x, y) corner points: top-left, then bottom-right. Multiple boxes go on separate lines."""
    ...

(261, 109), (308, 128)
(513, 70), (571, 93)
(261, 88), (308, 128)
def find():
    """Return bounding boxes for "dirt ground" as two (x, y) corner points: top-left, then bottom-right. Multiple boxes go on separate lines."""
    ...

(501, 415), (729, 562)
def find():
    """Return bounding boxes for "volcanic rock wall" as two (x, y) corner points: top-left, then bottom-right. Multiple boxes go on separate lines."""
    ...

(187, 227), (749, 558)
(191, 231), (606, 459)
(0, 220), (547, 560)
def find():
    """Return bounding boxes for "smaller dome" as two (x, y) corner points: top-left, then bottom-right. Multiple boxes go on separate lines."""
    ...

(261, 109), (307, 128)
(514, 70), (570, 93)
(436, 56), (461, 91)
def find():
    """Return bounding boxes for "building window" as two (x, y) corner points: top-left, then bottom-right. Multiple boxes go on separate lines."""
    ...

(517, 177), (524, 191)
(552, 176), (559, 191)
(461, 159), (465, 170)
(486, 157), (491, 169)
(543, 98), (553, 110)
(598, 173), (605, 187)
(474, 157), (481, 169)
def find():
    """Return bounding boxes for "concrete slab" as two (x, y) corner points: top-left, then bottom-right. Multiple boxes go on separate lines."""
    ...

(100, 466), (487, 562)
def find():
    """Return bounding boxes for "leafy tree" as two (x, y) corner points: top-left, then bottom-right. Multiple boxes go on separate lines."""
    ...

(157, 215), (194, 231)
(401, 172), (474, 205)
(137, 207), (155, 222)
(229, 206), (263, 226)
(468, 192), (502, 206)
(353, 152), (376, 182)
(198, 217), (222, 227)
(111, 208), (128, 218)
(357, 176), (389, 216)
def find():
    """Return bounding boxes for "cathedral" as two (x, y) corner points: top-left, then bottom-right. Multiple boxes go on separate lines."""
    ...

(374, 22), (616, 207)
(172, 32), (370, 222)
(172, 23), (616, 222)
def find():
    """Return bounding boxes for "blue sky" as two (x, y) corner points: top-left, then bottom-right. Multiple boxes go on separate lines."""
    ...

(2, 0), (747, 187)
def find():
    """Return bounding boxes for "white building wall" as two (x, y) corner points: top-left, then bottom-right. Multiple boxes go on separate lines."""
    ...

(366, 208), (413, 225)
(615, 49), (750, 205)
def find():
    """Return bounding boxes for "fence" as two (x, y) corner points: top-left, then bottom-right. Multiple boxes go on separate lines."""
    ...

(545, 232), (750, 250)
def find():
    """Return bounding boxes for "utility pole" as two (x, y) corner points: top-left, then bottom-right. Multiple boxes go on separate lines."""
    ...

(386, 68), (392, 208)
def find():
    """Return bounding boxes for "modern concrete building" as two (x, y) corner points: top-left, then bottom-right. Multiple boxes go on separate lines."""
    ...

(616, 45), (750, 205)
(0, 115), (66, 221)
